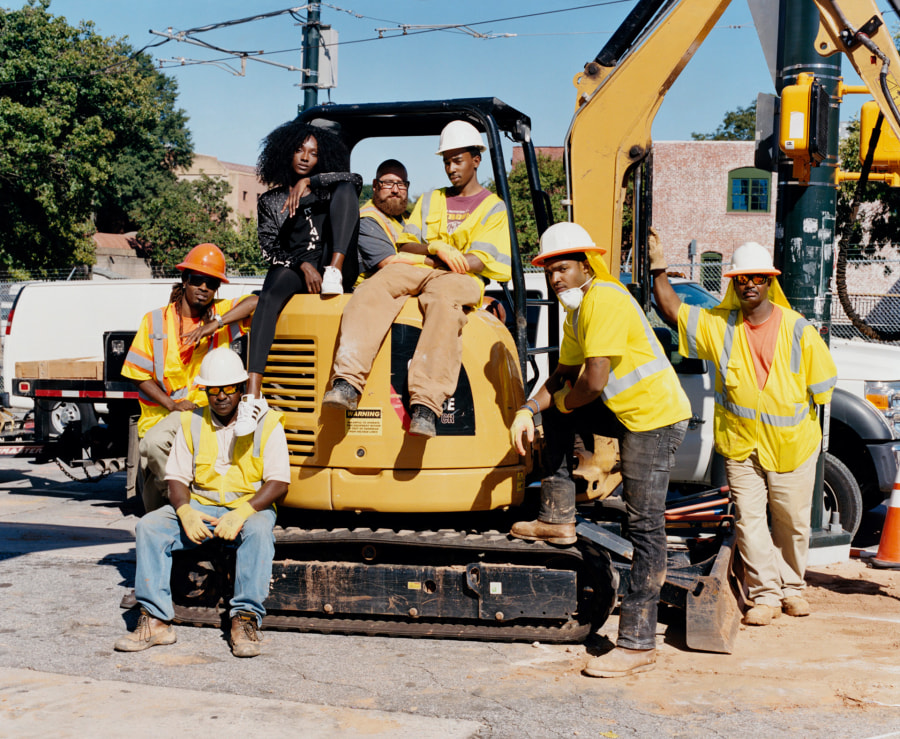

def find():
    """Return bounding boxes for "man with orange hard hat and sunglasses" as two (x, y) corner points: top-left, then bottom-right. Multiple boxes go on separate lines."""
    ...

(651, 238), (836, 627)
(122, 243), (258, 513)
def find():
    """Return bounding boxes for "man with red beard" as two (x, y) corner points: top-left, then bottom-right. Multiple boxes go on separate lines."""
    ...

(356, 159), (411, 280)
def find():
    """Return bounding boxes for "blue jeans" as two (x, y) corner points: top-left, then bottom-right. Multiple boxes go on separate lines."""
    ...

(134, 500), (277, 626)
(540, 401), (688, 650)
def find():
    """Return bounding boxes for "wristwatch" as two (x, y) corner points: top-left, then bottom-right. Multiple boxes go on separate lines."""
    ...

(214, 314), (224, 329)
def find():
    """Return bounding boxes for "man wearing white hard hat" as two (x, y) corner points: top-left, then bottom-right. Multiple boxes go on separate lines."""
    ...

(509, 222), (691, 678)
(115, 347), (290, 659)
(323, 120), (510, 437)
(651, 238), (837, 627)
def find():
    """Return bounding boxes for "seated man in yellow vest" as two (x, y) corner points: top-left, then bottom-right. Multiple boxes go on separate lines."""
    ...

(122, 244), (257, 513)
(651, 238), (837, 626)
(114, 347), (289, 658)
(509, 223), (691, 679)
(356, 159), (411, 281)
(323, 121), (511, 437)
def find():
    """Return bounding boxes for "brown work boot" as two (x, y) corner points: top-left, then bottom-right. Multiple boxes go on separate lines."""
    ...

(509, 519), (577, 546)
(114, 610), (176, 652)
(742, 603), (780, 626)
(408, 405), (437, 437)
(583, 647), (656, 678)
(782, 595), (811, 617)
(322, 378), (360, 411)
(230, 612), (262, 658)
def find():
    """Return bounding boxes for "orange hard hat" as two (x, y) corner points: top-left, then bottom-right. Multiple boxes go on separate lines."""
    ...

(176, 243), (229, 283)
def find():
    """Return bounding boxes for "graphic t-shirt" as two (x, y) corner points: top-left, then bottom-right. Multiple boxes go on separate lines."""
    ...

(445, 189), (491, 235)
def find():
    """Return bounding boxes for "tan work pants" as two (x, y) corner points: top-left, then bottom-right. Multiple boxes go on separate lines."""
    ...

(332, 263), (482, 416)
(138, 410), (182, 513)
(725, 450), (818, 607)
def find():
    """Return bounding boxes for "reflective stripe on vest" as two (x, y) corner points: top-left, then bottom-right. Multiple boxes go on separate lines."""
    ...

(713, 308), (816, 429)
(575, 281), (672, 401)
(360, 204), (402, 247)
(149, 308), (166, 386)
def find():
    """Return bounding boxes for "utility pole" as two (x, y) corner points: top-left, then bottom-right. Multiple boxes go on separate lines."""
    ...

(774, 0), (850, 557)
(300, 3), (321, 113)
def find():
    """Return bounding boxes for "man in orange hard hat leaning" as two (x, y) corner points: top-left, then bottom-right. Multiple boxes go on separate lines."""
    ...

(122, 243), (258, 512)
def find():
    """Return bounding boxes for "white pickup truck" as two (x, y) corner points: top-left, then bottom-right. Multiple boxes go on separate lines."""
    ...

(488, 272), (900, 536)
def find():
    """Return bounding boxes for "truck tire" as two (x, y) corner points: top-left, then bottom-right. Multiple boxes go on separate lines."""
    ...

(823, 452), (862, 538)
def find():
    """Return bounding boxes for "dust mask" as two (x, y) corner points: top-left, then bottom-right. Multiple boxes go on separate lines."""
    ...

(557, 276), (592, 312)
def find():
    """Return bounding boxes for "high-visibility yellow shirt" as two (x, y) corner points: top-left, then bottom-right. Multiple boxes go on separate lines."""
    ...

(397, 187), (512, 283)
(677, 280), (837, 472)
(559, 275), (692, 432)
(122, 298), (251, 437)
(180, 406), (286, 508)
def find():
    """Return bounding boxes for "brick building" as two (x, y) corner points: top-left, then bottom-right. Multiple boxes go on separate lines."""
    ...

(175, 154), (267, 223)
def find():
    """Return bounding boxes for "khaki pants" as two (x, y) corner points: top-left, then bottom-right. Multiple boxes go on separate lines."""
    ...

(725, 450), (818, 607)
(332, 263), (482, 415)
(138, 411), (182, 513)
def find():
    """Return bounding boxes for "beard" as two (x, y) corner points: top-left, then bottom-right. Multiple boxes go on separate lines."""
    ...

(374, 192), (407, 218)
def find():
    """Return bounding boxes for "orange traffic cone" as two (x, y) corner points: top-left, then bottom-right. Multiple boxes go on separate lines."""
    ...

(871, 473), (900, 569)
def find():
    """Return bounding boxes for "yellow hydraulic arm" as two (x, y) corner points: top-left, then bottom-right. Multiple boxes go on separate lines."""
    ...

(567, 0), (732, 272)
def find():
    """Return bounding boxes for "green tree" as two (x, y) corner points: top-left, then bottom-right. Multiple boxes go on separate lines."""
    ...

(0, 0), (193, 275)
(133, 174), (265, 275)
(692, 101), (757, 141)
(491, 153), (568, 264)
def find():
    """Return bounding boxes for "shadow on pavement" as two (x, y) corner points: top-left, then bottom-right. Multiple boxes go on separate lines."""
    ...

(0, 521), (135, 561)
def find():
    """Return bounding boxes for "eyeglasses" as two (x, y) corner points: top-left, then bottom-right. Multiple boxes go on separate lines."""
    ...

(204, 384), (241, 396)
(187, 273), (221, 291)
(375, 178), (410, 191)
(733, 274), (771, 287)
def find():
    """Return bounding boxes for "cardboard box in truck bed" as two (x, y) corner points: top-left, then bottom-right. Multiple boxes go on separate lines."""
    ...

(15, 359), (104, 380)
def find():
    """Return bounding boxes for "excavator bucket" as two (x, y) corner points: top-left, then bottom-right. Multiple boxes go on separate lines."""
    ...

(682, 528), (741, 653)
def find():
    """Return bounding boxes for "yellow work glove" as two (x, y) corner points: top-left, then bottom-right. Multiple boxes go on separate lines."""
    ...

(388, 252), (427, 266)
(215, 501), (256, 541)
(648, 226), (667, 272)
(510, 408), (535, 456)
(427, 241), (469, 274)
(553, 383), (573, 414)
(176, 503), (215, 545)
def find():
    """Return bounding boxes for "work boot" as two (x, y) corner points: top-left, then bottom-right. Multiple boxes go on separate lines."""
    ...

(230, 612), (262, 658)
(782, 595), (811, 617)
(234, 395), (269, 436)
(509, 519), (577, 546)
(114, 610), (176, 652)
(742, 603), (780, 626)
(322, 378), (360, 411)
(583, 647), (657, 678)
(409, 405), (436, 437)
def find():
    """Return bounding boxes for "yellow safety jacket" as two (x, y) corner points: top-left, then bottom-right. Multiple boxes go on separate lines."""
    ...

(181, 406), (285, 508)
(677, 280), (837, 472)
(397, 188), (512, 283)
(357, 199), (405, 283)
(559, 263), (691, 433)
(122, 298), (250, 437)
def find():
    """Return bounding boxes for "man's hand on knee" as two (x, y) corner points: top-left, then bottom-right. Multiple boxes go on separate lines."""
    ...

(215, 502), (256, 541)
(176, 504), (217, 544)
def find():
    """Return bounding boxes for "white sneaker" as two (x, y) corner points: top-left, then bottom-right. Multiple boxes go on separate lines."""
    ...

(321, 266), (344, 296)
(234, 395), (268, 436)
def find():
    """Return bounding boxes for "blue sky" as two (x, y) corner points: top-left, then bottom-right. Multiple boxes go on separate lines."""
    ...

(45, 1), (890, 195)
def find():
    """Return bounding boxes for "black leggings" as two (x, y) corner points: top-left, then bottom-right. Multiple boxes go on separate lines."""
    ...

(247, 266), (310, 374)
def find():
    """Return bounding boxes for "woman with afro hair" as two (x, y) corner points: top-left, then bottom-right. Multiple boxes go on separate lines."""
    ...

(235, 119), (362, 435)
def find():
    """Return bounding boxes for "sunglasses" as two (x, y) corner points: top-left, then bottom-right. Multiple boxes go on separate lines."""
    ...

(205, 384), (241, 396)
(187, 273), (221, 291)
(733, 274), (771, 287)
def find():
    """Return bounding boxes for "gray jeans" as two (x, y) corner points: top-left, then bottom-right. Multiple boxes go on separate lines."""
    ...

(540, 401), (688, 649)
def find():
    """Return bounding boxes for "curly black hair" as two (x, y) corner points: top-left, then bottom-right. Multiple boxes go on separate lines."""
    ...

(257, 119), (351, 187)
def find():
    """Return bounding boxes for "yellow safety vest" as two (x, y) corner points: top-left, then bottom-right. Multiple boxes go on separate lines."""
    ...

(357, 199), (405, 283)
(678, 280), (837, 472)
(560, 272), (692, 432)
(122, 298), (248, 437)
(397, 188), (512, 283)
(180, 406), (285, 508)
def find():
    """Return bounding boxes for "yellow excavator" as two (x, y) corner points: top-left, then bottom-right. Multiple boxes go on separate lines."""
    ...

(143, 0), (900, 653)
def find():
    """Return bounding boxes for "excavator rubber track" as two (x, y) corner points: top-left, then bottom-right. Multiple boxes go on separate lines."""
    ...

(122, 521), (619, 644)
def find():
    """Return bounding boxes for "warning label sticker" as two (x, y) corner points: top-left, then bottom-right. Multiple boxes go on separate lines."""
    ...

(346, 408), (382, 435)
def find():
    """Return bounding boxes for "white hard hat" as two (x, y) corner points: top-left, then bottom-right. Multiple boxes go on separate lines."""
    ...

(195, 347), (249, 387)
(723, 242), (781, 277)
(531, 222), (606, 267)
(436, 120), (486, 155)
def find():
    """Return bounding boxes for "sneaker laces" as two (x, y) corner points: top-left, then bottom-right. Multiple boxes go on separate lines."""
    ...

(238, 616), (260, 642)
(135, 611), (152, 642)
